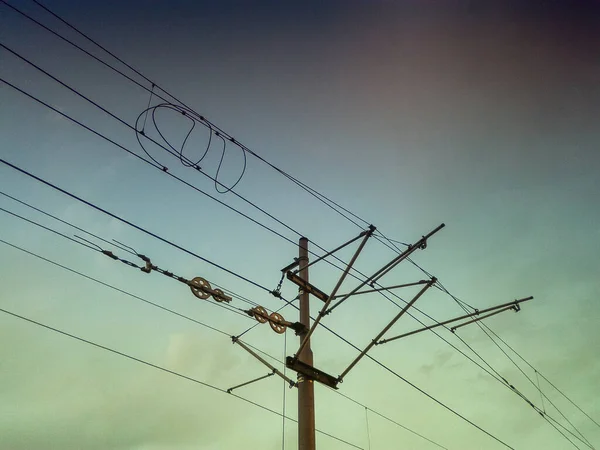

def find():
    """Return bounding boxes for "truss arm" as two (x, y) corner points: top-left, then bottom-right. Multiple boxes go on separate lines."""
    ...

(450, 305), (519, 332)
(331, 280), (429, 299)
(326, 224), (444, 315)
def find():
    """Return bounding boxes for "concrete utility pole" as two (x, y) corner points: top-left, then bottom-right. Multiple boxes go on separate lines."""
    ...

(297, 237), (316, 450)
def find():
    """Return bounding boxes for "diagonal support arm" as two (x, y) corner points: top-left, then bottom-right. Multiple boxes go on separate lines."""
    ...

(337, 278), (436, 383)
(295, 226), (375, 358)
(232, 337), (296, 387)
(378, 296), (534, 344)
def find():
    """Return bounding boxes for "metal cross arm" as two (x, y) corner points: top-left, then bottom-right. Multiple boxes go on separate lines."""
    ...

(331, 280), (430, 299)
(232, 337), (296, 387)
(281, 226), (375, 275)
(227, 371), (275, 394)
(337, 277), (437, 383)
(325, 223), (445, 316)
(378, 296), (534, 345)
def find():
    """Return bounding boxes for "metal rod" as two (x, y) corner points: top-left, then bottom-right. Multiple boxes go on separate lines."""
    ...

(379, 296), (534, 344)
(450, 306), (518, 332)
(370, 223), (445, 284)
(295, 227), (374, 358)
(232, 338), (296, 386)
(299, 227), (372, 272)
(227, 372), (274, 393)
(297, 237), (315, 450)
(326, 224), (444, 315)
(331, 280), (429, 299)
(337, 279), (436, 382)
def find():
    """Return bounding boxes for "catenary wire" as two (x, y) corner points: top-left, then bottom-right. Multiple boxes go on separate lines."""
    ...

(442, 289), (594, 448)
(404, 249), (594, 445)
(8, 0), (389, 235)
(484, 323), (600, 430)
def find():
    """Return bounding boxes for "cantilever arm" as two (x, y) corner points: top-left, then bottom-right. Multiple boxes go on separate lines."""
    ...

(337, 278), (436, 383)
(232, 337), (296, 387)
(378, 296), (534, 345)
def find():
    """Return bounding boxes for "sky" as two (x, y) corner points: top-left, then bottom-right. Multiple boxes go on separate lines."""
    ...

(1, 0), (599, 449)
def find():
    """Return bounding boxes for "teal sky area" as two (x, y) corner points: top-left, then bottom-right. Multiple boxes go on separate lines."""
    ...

(1, 1), (599, 449)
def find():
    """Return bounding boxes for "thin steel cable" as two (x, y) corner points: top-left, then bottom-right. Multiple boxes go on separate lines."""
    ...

(0, 238), (285, 366)
(0, 157), (271, 293)
(484, 324), (600, 430)
(365, 407), (371, 450)
(447, 295), (594, 448)
(0, 206), (99, 252)
(405, 250), (596, 446)
(536, 370), (546, 414)
(0, 238), (231, 336)
(0, 306), (364, 450)
(0, 76), (312, 259)
(0, 190), (136, 255)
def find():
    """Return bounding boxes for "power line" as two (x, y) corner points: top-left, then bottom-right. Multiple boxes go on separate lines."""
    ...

(0, 305), (364, 450)
(1, 9), (588, 445)
(440, 289), (595, 448)
(0, 157), (271, 293)
(484, 324), (600, 430)
(0, 206), (99, 252)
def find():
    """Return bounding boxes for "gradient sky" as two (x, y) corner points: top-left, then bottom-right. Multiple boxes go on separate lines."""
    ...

(1, 1), (599, 449)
